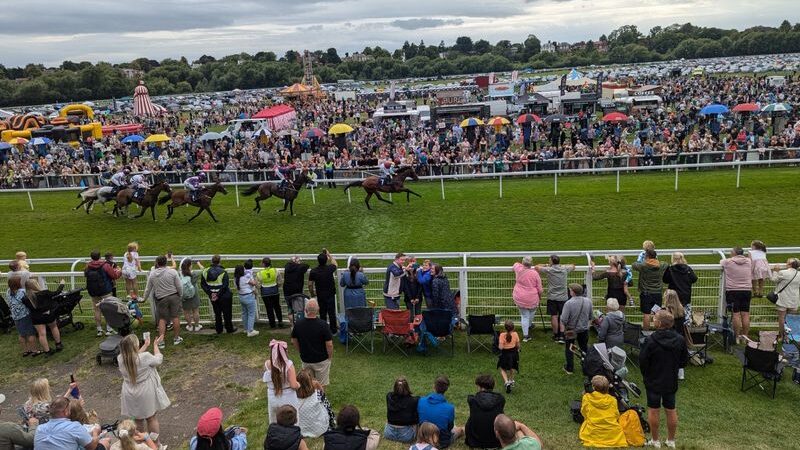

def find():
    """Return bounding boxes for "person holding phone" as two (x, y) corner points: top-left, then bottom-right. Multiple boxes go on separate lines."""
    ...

(118, 334), (170, 448)
(0, 392), (38, 449)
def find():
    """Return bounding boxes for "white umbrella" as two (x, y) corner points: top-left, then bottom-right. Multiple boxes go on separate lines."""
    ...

(254, 128), (272, 137)
(199, 132), (224, 141)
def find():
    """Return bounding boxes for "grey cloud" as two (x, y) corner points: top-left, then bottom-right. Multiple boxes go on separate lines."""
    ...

(390, 18), (464, 30)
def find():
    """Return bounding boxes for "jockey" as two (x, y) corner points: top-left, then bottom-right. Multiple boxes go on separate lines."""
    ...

(109, 168), (130, 194)
(275, 161), (295, 192)
(184, 172), (206, 202)
(379, 160), (395, 186)
(130, 171), (150, 200)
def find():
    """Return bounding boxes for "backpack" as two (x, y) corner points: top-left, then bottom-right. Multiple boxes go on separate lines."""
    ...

(85, 264), (110, 297)
(181, 275), (196, 300)
(619, 408), (646, 447)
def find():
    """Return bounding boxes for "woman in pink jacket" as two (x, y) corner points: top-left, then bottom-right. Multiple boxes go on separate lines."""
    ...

(512, 257), (543, 342)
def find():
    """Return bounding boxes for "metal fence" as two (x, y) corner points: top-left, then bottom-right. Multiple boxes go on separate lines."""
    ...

(1, 260), (787, 331)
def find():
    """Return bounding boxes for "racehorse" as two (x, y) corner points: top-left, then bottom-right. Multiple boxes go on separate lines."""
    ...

(241, 171), (312, 216)
(112, 181), (171, 221)
(343, 166), (421, 209)
(159, 181), (228, 222)
(74, 186), (116, 213)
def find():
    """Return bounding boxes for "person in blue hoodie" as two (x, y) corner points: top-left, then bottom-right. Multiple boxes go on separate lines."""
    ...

(416, 260), (433, 307)
(417, 375), (463, 449)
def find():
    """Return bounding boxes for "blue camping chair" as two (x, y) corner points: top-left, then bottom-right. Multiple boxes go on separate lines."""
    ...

(421, 309), (456, 356)
(784, 314), (800, 381)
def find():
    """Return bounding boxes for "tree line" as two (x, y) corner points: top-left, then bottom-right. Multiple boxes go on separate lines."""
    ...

(2, 21), (800, 107)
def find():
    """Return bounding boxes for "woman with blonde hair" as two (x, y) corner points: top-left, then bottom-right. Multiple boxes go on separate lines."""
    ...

(122, 242), (142, 297)
(110, 419), (159, 450)
(23, 278), (65, 355)
(663, 289), (688, 380)
(263, 339), (300, 424)
(118, 333), (170, 447)
(24, 378), (53, 423)
(662, 252), (698, 313)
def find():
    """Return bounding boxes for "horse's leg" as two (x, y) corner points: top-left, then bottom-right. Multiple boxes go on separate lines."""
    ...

(206, 207), (219, 223)
(166, 204), (174, 220)
(401, 188), (422, 201)
(253, 196), (262, 213)
(374, 192), (393, 205)
(74, 198), (88, 211)
(279, 198), (288, 212)
(289, 200), (295, 216)
(364, 192), (373, 210)
(188, 207), (204, 222)
(151, 204), (157, 221)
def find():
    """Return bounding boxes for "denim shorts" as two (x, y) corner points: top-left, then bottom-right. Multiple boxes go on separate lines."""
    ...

(383, 423), (416, 443)
(15, 316), (36, 337)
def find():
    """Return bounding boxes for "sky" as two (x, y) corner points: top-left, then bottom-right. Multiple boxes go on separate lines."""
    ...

(2, 0), (795, 67)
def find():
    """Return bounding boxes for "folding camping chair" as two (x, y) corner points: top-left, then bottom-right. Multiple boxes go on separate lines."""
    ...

(623, 322), (645, 368)
(421, 309), (456, 356)
(738, 345), (783, 398)
(707, 313), (734, 353)
(381, 309), (414, 357)
(685, 311), (710, 366)
(345, 307), (375, 354)
(465, 314), (497, 353)
(742, 331), (779, 352)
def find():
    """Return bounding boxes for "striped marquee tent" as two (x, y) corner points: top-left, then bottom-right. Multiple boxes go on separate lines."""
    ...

(133, 81), (159, 117)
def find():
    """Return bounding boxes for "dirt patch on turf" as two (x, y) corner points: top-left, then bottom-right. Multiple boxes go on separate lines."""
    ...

(0, 344), (263, 448)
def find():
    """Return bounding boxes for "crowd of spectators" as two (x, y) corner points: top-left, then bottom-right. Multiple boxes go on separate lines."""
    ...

(3, 237), (799, 449)
(1, 74), (799, 190)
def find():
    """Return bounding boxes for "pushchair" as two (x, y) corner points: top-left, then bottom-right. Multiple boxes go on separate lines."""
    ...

(0, 294), (14, 333)
(570, 343), (649, 432)
(96, 297), (132, 366)
(51, 288), (86, 333)
(286, 293), (310, 324)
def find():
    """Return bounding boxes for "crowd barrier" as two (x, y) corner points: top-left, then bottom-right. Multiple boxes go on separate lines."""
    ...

(4, 246), (797, 331)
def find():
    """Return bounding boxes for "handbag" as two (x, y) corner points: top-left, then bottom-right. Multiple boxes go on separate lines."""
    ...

(564, 298), (588, 340)
(766, 270), (797, 304)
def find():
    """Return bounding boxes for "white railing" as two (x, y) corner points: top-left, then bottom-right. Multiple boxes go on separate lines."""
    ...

(4, 248), (797, 330)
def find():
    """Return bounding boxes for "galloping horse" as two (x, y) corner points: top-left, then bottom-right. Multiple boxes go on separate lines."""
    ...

(159, 181), (228, 222)
(112, 181), (171, 221)
(241, 171), (312, 216)
(344, 166), (421, 209)
(74, 186), (116, 213)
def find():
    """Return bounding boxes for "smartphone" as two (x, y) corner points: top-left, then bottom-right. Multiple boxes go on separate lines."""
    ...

(143, 331), (151, 341)
(70, 374), (80, 398)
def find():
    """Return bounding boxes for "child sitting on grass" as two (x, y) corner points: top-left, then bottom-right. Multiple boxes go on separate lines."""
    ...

(579, 375), (627, 448)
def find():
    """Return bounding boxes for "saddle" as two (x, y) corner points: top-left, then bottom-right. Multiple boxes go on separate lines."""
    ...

(133, 188), (146, 200)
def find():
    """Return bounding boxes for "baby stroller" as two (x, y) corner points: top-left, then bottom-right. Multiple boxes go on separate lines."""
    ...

(286, 293), (310, 324)
(570, 343), (649, 432)
(0, 294), (14, 333)
(96, 297), (132, 366)
(51, 288), (86, 333)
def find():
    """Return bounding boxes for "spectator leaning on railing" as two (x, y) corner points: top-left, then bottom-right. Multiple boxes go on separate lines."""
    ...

(143, 255), (184, 347)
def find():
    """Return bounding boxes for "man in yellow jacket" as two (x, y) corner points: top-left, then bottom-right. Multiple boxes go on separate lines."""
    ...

(579, 375), (628, 448)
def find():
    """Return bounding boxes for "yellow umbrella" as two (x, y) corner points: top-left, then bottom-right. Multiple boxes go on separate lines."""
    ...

(144, 134), (170, 143)
(9, 137), (29, 145)
(328, 123), (354, 135)
(460, 118), (484, 127)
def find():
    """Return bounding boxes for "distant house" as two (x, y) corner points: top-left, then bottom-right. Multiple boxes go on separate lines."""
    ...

(571, 41), (587, 51)
(542, 41), (557, 53)
(120, 68), (144, 79)
(594, 40), (609, 53)
(343, 52), (373, 63)
(556, 42), (571, 52)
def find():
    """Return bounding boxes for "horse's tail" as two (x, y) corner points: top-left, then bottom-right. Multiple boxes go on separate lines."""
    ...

(157, 194), (172, 205)
(78, 187), (93, 198)
(242, 184), (259, 196)
(343, 180), (362, 192)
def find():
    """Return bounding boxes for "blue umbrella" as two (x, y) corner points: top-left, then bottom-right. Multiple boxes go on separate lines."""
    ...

(699, 104), (729, 115)
(0, 142), (10, 150)
(31, 137), (52, 146)
(122, 135), (144, 143)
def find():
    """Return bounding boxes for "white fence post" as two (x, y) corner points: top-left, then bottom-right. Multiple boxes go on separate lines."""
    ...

(736, 163), (741, 188)
(674, 167), (679, 192)
(458, 268), (469, 319)
(27, 191), (34, 210)
(554, 172), (558, 195)
(499, 174), (503, 199)
(440, 175), (445, 200)
(616, 170), (620, 193)
(347, 187), (351, 204)
(234, 172), (240, 207)
(311, 185), (316, 205)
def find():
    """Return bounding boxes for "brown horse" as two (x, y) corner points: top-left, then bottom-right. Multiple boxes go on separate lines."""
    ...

(159, 182), (228, 222)
(112, 181), (171, 221)
(241, 171), (312, 216)
(344, 166), (421, 209)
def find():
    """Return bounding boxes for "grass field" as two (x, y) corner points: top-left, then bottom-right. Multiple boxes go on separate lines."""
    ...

(1, 166), (799, 450)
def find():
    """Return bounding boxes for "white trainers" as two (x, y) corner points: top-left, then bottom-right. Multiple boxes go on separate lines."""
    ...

(194, 324), (203, 331)
(664, 441), (676, 449)
(173, 336), (184, 345)
(646, 439), (662, 448)
(96, 329), (104, 337)
(105, 328), (117, 336)
(678, 368), (685, 380)
(247, 330), (260, 337)
(157, 341), (165, 349)
(185, 324), (194, 331)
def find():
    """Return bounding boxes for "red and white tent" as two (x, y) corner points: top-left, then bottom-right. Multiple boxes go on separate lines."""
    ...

(133, 81), (159, 117)
(252, 104), (296, 131)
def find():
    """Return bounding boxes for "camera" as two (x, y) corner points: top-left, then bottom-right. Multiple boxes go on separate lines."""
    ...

(101, 420), (119, 432)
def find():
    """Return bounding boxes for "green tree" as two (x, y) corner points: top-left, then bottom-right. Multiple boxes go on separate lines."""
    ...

(473, 39), (491, 54)
(453, 36), (474, 53)
(608, 25), (642, 47)
(522, 34), (541, 59)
